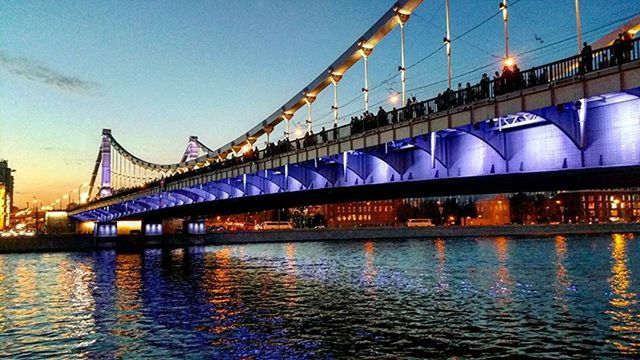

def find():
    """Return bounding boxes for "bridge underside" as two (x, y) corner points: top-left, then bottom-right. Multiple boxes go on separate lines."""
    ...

(73, 89), (640, 222)
(121, 165), (640, 220)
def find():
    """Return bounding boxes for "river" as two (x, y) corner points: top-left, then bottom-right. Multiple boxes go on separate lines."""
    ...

(0, 234), (638, 358)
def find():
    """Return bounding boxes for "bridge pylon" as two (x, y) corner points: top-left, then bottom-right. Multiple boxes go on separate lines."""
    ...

(99, 129), (112, 198)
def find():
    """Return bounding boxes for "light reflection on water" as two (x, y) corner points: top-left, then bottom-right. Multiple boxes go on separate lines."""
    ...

(0, 235), (638, 358)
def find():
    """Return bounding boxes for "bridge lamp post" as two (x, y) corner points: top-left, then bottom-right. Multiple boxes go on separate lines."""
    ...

(499, 1), (510, 61)
(32, 197), (38, 235)
(330, 72), (343, 127)
(556, 200), (565, 223)
(575, 0), (582, 54)
(69, 189), (78, 206)
(282, 110), (294, 140)
(359, 42), (374, 112)
(304, 92), (317, 133)
(444, 0), (452, 89)
(78, 183), (89, 204)
(395, 8), (411, 105)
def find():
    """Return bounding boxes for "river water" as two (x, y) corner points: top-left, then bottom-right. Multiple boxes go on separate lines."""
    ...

(0, 234), (638, 359)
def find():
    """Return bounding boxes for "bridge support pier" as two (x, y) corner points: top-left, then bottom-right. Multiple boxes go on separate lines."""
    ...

(94, 222), (117, 238)
(143, 221), (163, 236)
(185, 220), (206, 235)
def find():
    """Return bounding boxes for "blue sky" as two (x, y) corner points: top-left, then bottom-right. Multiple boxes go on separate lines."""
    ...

(1, 0), (638, 205)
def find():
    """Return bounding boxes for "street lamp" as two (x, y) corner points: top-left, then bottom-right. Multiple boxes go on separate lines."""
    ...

(556, 200), (565, 223)
(32, 197), (38, 235)
(499, 0), (509, 60)
(503, 56), (515, 68)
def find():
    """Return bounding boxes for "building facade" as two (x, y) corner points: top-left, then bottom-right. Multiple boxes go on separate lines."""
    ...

(0, 160), (14, 230)
(322, 199), (402, 228)
(468, 194), (511, 225)
(570, 190), (640, 223)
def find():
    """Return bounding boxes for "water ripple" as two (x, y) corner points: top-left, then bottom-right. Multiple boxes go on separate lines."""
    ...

(0, 235), (638, 358)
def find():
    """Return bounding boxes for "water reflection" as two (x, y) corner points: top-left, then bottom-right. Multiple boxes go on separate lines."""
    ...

(202, 247), (243, 339)
(554, 236), (570, 312)
(0, 235), (639, 358)
(0, 256), (6, 332)
(434, 238), (447, 291)
(283, 243), (298, 305)
(112, 254), (144, 358)
(12, 259), (38, 329)
(494, 237), (512, 298)
(54, 258), (96, 346)
(362, 240), (376, 287)
(608, 234), (640, 354)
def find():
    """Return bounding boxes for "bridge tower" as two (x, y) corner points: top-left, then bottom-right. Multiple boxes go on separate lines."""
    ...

(99, 129), (112, 198)
(182, 136), (201, 163)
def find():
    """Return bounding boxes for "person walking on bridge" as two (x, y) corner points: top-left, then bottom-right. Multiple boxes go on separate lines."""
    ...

(376, 106), (387, 127)
(580, 42), (593, 73)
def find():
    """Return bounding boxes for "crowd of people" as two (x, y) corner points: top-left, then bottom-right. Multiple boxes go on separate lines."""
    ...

(580, 31), (636, 73)
(109, 33), (637, 196)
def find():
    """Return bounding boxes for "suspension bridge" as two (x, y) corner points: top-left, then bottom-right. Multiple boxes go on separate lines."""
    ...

(67, 0), (640, 236)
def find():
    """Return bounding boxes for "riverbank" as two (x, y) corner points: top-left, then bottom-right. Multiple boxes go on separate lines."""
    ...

(1, 223), (639, 253)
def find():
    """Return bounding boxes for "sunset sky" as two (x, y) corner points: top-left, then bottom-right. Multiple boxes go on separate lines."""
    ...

(1, 0), (638, 206)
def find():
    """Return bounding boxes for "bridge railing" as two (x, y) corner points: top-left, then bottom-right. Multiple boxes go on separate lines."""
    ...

(196, 38), (640, 171)
(76, 37), (640, 210)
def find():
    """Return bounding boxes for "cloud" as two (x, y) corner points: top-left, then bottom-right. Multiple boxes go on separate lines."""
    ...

(0, 50), (102, 95)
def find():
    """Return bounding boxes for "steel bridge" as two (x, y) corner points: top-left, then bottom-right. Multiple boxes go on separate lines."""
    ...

(69, 1), (640, 232)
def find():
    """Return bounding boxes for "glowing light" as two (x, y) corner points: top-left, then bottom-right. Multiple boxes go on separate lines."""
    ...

(503, 57), (515, 67)
(389, 94), (399, 103)
(293, 123), (305, 139)
(240, 143), (252, 154)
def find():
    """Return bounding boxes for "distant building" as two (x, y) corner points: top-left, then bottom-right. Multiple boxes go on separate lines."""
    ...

(560, 190), (640, 223)
(468, 194), (511, 225)
(321, 199), (402, 228)
(0, 160), (14, 230)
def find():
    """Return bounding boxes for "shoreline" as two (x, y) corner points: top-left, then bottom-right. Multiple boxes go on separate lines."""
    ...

(0, 223), (639, 254)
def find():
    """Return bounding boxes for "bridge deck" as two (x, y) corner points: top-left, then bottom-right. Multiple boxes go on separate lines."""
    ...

(70, 44), (640, 221)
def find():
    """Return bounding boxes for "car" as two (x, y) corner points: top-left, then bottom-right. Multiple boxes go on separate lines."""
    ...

(406, 218), (434, 227)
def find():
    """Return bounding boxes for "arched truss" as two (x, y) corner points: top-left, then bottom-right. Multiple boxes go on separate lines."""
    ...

(525, 109), (582, 149)
(404, 134), (448, 168)
(288, 163), (337, 189)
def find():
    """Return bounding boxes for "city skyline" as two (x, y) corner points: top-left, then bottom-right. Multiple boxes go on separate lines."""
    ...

(2, 0), (639, 205)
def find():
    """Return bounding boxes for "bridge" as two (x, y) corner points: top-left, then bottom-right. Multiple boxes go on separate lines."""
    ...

(68, 1), (640, 235)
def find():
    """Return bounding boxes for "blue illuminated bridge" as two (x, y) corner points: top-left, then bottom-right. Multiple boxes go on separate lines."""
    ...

(69, 1), (640, 232)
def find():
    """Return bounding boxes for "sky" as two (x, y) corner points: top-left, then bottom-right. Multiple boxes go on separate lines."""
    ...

(1, 0), (639, 207)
